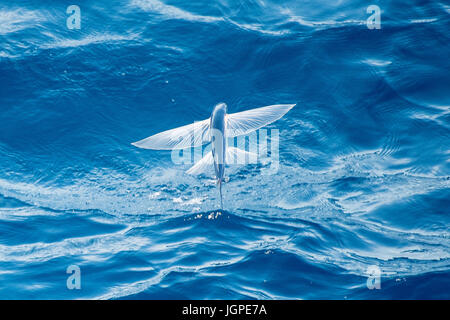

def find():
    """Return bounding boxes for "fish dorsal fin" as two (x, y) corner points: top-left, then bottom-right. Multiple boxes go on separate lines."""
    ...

(132, 119), (210, 150)
(226, 104), (295, 138)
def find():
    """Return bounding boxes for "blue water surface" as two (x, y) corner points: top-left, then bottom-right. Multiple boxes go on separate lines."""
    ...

(0, 0), (449, 299)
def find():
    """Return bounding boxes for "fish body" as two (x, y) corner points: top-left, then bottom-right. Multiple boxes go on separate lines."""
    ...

(210, 103), (227, 208)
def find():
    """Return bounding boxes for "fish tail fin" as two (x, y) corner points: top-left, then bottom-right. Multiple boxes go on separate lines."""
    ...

(217, 178), (223, 210)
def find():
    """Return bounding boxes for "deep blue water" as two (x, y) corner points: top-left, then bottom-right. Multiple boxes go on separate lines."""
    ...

(0, 0), (449, 299)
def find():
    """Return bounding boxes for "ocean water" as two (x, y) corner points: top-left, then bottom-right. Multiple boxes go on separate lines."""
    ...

(0, 0), (449, 299)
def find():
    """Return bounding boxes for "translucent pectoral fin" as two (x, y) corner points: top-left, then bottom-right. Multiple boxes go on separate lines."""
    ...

(186, 151), (214, 175)
(132, 118), (210, 150)
(226, 104), (295, 138)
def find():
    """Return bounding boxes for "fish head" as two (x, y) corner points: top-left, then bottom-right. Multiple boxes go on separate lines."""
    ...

(212, 102), (227, 116)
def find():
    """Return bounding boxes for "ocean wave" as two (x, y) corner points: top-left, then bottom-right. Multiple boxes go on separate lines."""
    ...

(0, 0), (449, 300)
(129, 0), (223, 23)
(40, 33), (141, 50)
(0, 8), (45, 35)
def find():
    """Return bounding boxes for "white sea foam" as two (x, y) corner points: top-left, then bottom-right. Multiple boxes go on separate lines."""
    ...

(280, 8), (365, 28)
(0, 229), (149, 263)
(362, 59), (392, 67)
(41, 33), (140, 49)
(0, 9), (44, 35)
(0, 51), (18, 59)
(130, 0), (290, 36)
(410, 18), (438, 24)
(228, 20), (291, 36)
(130, 0), (222, 23)
(172, 196), (206, 205)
